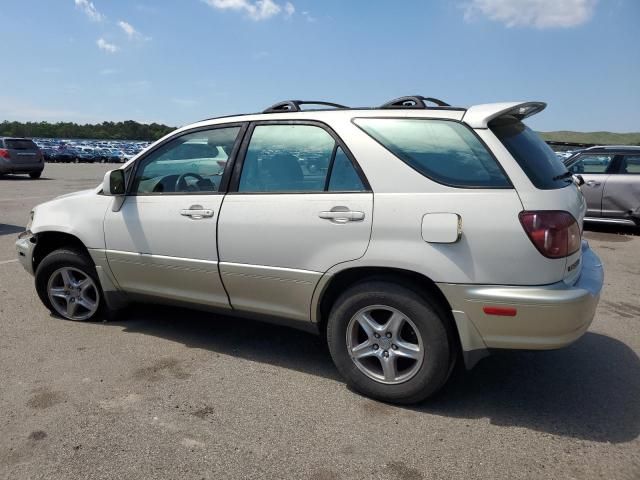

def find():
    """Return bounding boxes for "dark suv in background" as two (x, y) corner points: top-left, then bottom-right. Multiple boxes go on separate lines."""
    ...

(565, 146), (640, 226)
(0, 137), (44, 179)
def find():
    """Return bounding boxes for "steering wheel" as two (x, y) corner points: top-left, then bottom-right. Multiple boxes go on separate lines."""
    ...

(175, 172), (204, 192)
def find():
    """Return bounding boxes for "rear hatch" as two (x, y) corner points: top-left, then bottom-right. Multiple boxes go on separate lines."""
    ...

(5, 138), (41, 164)
(490, 116), (586, 285)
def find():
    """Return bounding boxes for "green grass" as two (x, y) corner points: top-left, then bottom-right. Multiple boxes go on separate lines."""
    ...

(539, 131), (640, 146)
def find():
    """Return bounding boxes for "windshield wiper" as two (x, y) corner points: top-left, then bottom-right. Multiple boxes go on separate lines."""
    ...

(552, 171), (574, 181)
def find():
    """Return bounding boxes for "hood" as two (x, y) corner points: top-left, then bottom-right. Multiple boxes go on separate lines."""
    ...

(54, 186), (102, 201)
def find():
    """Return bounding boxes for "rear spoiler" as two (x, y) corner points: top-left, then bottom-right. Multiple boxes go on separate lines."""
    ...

(462, 102), (546, 129)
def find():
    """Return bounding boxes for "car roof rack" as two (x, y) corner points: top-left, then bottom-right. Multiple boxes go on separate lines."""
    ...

(262, 100), (349, 113)
(380, 95), (451, 109)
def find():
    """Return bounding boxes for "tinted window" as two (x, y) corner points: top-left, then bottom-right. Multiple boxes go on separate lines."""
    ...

(239, 124), (334, 192)
(622, 155), (640, 174)
(491, 117), (568, 190)
(5, 139), (37, 150)
(567, 154), (615, 174)
(354, 118), (509, 188)
(329, 147), (365, 191)
(133, 127), (240, 194)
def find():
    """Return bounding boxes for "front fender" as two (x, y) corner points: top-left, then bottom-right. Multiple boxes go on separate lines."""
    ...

(30, 190), (112, 250)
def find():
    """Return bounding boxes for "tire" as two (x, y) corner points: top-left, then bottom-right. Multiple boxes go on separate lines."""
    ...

(35, 248), (105, 322)
(29, 171), (42, 179)
(327, 281), (453, 404)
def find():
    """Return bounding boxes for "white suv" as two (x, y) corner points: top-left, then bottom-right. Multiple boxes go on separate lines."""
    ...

(16, 96), (604, 403)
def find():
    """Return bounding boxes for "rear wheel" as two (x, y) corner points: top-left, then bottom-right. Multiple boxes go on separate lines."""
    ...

(327, 281), (453, 404)
(35, 249), (104, 321)
(29, 171), (42, 179)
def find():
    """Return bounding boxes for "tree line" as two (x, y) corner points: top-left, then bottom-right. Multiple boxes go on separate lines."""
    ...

(0, 120), (175, 141)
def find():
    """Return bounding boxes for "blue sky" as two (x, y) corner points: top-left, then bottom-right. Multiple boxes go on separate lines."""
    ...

(0, 0), (638, 132)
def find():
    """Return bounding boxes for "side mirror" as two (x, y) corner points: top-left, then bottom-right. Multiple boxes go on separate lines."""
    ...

(103, 169), (125, 196)
(574, 174), (585, 187)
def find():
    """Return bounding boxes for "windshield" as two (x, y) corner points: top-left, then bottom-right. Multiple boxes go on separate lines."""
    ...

(491, 116), (570, 190)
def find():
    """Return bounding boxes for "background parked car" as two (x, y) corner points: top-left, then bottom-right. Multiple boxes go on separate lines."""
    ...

(565, 145), (640, 226)
(31, 138), (148, 163)
(0, 137), (44, 178)
(51, 146), (77, 163)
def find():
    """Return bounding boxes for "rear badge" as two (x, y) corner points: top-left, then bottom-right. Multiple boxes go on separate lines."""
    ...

(568, 258), (580, 273)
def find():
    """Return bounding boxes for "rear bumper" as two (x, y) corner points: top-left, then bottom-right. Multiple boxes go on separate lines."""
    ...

(0, 160), (43, 174)
(15, 231), (36, 275)
(438, 240), (603, 351)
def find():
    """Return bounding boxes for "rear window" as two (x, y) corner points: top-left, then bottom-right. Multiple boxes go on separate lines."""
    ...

(490, 117), (569, 190)
(4, 139), (38, 150)
(354, 118), (510, 188)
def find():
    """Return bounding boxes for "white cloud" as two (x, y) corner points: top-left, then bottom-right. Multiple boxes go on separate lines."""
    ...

(284, 2), (295, 17)
(97, 38), (118, 53)
(100, 68), (118, 75)
(74, 0), (105, 22)
(203, 0), (292, 21)
(118, 20), (136, 38)
(462, 0), (597, 28)
(117, 20), (149, 40)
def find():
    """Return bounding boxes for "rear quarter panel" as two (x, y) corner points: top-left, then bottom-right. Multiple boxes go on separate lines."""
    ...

(326, 119), (568, 286)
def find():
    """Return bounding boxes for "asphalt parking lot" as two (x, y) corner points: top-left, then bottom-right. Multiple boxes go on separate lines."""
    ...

(1, 164), (639, 480)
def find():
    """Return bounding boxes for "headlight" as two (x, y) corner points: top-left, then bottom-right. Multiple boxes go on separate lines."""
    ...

(26, 210), (34, 231)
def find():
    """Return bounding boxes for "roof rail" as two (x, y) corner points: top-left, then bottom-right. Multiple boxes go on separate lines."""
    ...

(262, 100), (349, 113)
(380, 95), (450, 109)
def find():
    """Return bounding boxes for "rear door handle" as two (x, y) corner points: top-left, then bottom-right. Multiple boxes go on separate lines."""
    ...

(319, 210), (365, 223)
(180, 205), (214, 219)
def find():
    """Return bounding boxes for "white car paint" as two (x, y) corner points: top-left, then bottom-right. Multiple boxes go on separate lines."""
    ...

(18, 101), (603, 367)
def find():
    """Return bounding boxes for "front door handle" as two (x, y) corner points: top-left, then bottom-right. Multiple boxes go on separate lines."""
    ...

(319, 208), (365, 223)
(585, 180), (601, 187)
(180, 205), (214, 219)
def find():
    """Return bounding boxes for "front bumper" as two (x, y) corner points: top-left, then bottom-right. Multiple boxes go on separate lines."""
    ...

(15, 231), (36, 275)
(438, 240), (604, 351)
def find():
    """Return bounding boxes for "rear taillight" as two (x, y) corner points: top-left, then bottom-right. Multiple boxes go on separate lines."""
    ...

(519, 211), (581, 259)
(0, 149), (10, 159)
(36, 150), (43, 162)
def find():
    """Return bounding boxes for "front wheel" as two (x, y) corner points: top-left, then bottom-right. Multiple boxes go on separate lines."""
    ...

(327, 281), (453, 404)
(35, 249), (104, 321)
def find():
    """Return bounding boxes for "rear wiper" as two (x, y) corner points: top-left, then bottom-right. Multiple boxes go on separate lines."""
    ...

(552, 171), (574, 181)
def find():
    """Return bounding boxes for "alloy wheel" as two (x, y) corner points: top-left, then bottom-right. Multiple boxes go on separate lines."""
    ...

(46, 267), (99, 320)
(346, 305), (424, 384)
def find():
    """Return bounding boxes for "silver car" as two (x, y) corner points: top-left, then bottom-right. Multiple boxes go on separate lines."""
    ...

(0, 137), (44, 179)
(565, 146), (640, 226)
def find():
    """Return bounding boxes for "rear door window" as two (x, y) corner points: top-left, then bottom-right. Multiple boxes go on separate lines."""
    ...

(354, 118), (510, 188)
(237, 124), (368, 193)
(490, 117), (569, 190)
(567, 154), (615, 174)
(621, 155), (640, 174)
(5, 139), (37, 150)
(328, 147), (365, 192)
